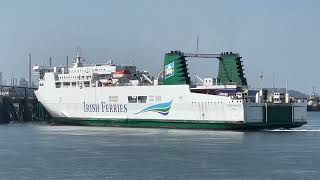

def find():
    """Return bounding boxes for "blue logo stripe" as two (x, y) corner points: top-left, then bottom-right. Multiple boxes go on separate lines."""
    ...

(135, 100), (173, 115)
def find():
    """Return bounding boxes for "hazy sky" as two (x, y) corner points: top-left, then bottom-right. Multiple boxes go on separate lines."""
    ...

(0, 0), (319, 93)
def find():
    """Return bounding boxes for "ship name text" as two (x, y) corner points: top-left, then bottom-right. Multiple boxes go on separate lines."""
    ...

(83, 102), (128, 113)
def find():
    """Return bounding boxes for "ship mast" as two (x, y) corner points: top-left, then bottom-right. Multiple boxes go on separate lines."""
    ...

(73, 47), (83, 67)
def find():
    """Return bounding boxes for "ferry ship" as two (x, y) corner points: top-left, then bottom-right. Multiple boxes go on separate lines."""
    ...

(307, 93), (320, 111)
(33, 50), (307, 130)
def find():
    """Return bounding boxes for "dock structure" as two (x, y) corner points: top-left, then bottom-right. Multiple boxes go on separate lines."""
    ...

(0, 85), (48, 124)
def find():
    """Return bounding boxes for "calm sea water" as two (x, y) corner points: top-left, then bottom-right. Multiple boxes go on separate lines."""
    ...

(1, 113), (320, 180)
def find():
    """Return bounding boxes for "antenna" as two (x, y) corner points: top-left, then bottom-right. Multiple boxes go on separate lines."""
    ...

(76, 46), (82, 57)
(0, 65), (2, 85)
(75, 46), (82, 63)
(49, 56), (52, 67)
(272, 72), (275, 94)
(196, 35), (199, 53)
(66, 56), (69, 68)
(259, 70), (263, 91)
(74, 46), (83, 67)
(28, 53), (32, 87)
(312, 86), (316, 95)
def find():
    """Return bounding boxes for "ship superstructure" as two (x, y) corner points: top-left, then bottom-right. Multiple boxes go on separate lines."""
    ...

(307, 94), (320, 111)
(33, 50), (307, 130)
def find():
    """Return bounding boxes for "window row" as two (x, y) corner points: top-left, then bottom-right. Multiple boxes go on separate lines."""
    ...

(58, 75), (92, 80)
(128, 96), (147, 103)
(55, 81), (91, 88)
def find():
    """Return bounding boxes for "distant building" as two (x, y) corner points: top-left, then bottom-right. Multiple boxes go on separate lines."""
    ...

(0, 72), (2, 85)
(31, 81), (36, 88)
(19, 77), (29, 87)
(10, 78), (18, 86)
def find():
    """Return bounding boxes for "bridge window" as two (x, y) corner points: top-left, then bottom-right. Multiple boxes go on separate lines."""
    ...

(72, 82), (76, 87)
(63, 82), (70, 87)
(55, 82), (61, 88)
(84, 81), (90, 87)
(128, 96), (137, 103)
(138, 96), (147, 103)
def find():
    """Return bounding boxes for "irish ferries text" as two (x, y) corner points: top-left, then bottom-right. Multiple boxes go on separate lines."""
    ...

(83, 102), (128, 113)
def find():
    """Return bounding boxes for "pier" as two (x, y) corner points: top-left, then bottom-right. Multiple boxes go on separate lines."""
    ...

(0, 85), (48, 124)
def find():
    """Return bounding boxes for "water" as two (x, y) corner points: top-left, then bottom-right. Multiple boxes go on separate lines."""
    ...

(1, 114), (320, 180)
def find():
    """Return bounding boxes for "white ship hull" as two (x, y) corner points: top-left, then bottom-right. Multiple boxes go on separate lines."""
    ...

(35, 84), (307, 130)
(33, 50), (307, 130)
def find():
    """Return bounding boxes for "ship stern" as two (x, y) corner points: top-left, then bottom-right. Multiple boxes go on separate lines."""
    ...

(244, 102), (307, 130)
